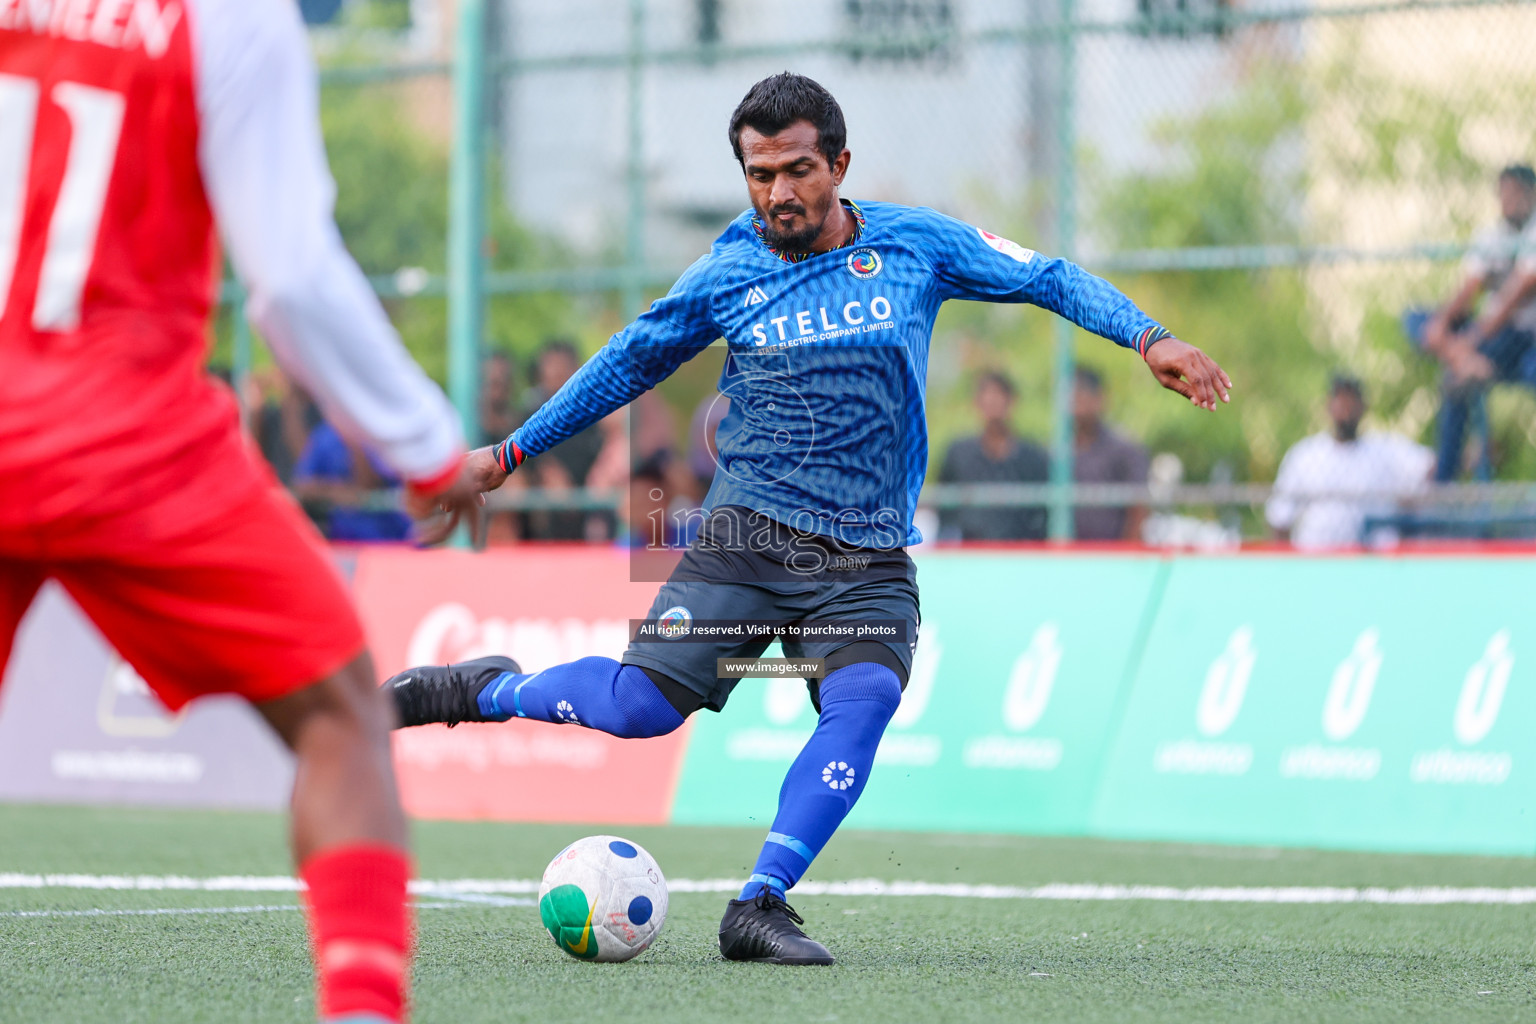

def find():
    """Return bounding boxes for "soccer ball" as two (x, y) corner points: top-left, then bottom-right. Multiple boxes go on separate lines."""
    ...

(538, 835), (668, 962)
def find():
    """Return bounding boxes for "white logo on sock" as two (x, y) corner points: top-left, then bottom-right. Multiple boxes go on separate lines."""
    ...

(556, 700), (580, 724)
(822, 760), (855, 790)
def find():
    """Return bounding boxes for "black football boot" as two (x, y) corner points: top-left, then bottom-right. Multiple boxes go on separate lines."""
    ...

(385, 655), (521, 728)
(718, 889), (835, 965)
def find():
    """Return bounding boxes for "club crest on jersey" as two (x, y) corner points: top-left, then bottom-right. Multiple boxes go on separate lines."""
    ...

(657, 606), (693, 639)
(742, 285), (769, 307)
(978, 228), (1035, 264)
(846, 247), (882, 279)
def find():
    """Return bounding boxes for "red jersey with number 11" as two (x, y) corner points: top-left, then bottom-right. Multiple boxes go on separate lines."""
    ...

(0, 0), (463, 541)
(0, 1), (243, 532)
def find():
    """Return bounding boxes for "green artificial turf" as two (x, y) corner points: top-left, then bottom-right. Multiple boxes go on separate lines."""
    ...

(1, 804), (1534, 1023)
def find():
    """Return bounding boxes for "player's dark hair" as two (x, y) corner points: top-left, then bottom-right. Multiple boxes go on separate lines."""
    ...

(632, 452), (670, 485)
(1330, 373), (1365, 401)
(975, 370), (1015, 399)
(1499, 164), (1536, 190)
(729, 72), (847, 169)
(538, 338), (580, 362)
(1074, 366), (1104, 393)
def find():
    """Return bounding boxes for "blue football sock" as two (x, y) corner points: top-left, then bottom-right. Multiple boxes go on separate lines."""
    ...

(740, 662), (903, 900)
(476, 658), (684, 739)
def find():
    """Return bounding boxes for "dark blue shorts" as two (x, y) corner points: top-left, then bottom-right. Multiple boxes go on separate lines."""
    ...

(620, 507), (919, 711)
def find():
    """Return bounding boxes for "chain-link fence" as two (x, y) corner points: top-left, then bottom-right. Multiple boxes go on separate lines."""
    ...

(235, 0), (1536, 549)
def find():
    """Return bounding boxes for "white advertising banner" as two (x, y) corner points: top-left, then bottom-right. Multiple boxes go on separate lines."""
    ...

(0, 584), (293, 809)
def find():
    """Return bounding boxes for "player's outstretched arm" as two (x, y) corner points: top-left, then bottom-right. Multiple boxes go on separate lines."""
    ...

(923, 213), (1232, 409)
(411, 310), (715, 547)
(1144, 337), (1233, 412)
(194, 0), (468, 514)
(488, 258), (723, 493)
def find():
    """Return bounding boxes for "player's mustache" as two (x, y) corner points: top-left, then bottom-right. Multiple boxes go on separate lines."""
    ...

(768, 203), (806, 219)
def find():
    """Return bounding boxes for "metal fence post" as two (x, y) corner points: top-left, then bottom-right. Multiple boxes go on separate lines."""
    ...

(622, 0), (647, 322)
(445, 0), (488, 549)
(231, 284), (252, 405)
(1047, 0), (1077, 542)
(449, 0), (487, 443)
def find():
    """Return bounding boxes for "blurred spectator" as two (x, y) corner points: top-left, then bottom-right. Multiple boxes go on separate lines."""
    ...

(476, 351), (520, 542)
(688, 392), (730, 495)
(632, 390), (701, 508)
(1266, 376), (1433, 551)
(585, 409), (631, 492)
(1073, 366), (1150, 542)
(513, 349), (699, 543)
(1405, 164), (1536, 480)
(291, 419), (411, 541)
(937, 371), (1049, 540)
(478, 350), (518, 447)
(577, 410), (631, 543)
(520, 339), (604, 539)
(631, 389), (687, 470)
(520, 339), (605, 486)
(626, 454), (697, 549)
(628, 458), (669, 548)
(617, 394), (704, 546)
(240, 366), (319, 486)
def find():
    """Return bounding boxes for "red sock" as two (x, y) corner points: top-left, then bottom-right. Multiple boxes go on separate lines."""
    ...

(301, 843), (413, 1023)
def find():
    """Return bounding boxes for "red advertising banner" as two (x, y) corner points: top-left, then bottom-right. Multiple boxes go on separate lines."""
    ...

(352, 547), (690, 824)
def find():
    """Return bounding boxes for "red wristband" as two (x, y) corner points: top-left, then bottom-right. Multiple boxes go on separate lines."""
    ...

(404, 452), (462, 499)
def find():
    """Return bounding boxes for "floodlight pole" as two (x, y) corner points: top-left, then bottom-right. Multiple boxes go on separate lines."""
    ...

(1047, 0), (1078, 542)
(448, 0), (488, 447)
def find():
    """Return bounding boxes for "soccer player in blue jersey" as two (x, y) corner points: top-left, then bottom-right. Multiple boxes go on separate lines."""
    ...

(392, 73), (1232, 964)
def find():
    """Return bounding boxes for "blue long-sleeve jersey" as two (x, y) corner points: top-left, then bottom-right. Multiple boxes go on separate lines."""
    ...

(512, 200), (1167, 549)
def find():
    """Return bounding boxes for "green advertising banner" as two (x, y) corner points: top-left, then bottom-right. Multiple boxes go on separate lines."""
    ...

(670, 554), (1167, 835)
(1091, 557), (1536, 855)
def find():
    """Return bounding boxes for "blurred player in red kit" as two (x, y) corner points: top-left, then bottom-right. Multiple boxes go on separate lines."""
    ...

(0, 2), (480, 1020)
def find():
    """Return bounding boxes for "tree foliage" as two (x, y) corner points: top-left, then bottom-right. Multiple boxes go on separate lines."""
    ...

(930, 53), (1536, 486)
(318, 81), (584, 384)
(1088, 69), (1316, 483)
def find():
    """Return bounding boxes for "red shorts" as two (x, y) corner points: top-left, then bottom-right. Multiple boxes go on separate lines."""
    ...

(0, 477), (366, 711)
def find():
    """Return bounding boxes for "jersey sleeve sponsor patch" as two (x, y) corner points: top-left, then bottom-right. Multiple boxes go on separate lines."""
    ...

(977, 228), (1035, 264)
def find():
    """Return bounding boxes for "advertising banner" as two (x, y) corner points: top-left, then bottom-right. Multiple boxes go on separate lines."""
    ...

(353, 547), (692, 824)
(6, 546), (1534, 857)
(0, 584), (294, 809)
(1091, 556), (1536, 855)
(671, 554), (1168, 834)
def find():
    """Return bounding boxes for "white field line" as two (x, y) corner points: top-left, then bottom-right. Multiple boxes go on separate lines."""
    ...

(2, 903), (307, 919)
(2, 873), (1536, 906)
(0, 896), (533, 920)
